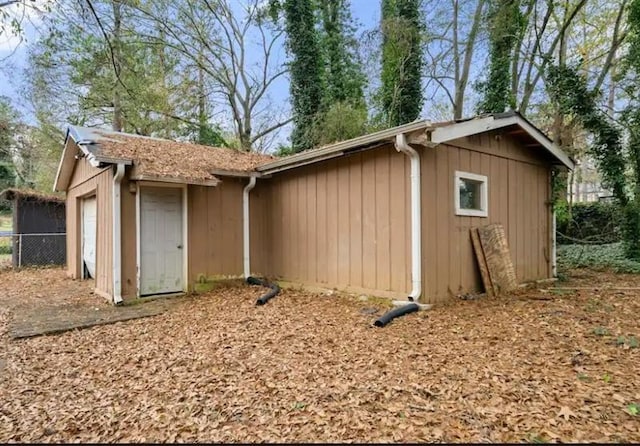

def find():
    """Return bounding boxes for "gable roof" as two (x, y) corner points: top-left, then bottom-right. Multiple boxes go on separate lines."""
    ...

(54, 112), (573, 192)
(258, 111), (574, 174)
(54, 126), (274, 191)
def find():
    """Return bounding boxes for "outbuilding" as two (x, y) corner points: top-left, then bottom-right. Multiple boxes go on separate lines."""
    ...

(54, 112), (573, 304)
(0, 188), (66, 267)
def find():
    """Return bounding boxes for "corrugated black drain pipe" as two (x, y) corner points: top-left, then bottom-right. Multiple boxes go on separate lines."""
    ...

(374, 302), (420, 327)
(247, 276), (281, 305)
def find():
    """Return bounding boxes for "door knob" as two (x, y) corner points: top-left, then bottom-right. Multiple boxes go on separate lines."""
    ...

(177, 244), (183, 249)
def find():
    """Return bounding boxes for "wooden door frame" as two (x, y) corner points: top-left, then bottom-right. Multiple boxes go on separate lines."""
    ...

(79, 192), (97, 280)
(135, 181), (188, 297)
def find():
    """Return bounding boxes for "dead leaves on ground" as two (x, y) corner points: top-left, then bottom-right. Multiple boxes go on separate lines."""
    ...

(0, 268), (639, 442)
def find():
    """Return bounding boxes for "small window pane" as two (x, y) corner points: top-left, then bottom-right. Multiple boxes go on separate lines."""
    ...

(459, 178), (482, 210)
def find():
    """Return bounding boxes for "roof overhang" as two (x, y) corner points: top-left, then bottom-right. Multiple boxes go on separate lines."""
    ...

(430, 112), (575, 169)
(54, 128), (134, 192)
(258, 120), (432, 174)
(258, 112), (574, 175)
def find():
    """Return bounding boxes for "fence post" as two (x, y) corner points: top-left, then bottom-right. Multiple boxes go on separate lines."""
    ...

(18, 233), (22, 268)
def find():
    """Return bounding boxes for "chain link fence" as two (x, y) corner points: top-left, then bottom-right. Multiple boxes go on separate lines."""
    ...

(0, 233), (66, 268)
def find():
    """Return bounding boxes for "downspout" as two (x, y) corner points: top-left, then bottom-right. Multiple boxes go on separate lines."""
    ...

(243, 176), (257, 279)
(112, 163), (125, 305)
(394, 133), (422, 301)
(552, 209), (557, 277)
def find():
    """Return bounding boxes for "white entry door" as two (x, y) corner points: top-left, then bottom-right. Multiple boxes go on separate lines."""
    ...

(82, 196), (97, 279)
(140, 187), (184, 296)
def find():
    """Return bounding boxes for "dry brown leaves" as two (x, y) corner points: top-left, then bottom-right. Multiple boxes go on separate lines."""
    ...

(96, 134), (274, 182)
(1, 267), (640, 443)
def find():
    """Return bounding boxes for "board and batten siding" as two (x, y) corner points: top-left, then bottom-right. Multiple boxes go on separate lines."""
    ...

(424, 132), (551, 303)
(65, 155), (114, 298)
(187, 179), (245, 283)
(252, 146), (412, 300)
(253, 130), (552, 303)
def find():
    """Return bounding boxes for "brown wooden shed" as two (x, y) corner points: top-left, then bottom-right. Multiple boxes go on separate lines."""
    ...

(54, 112), (573, 305)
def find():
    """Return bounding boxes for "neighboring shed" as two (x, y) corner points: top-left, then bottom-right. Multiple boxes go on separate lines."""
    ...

(54, 112), (573, 305)
(0, 188), (66, 267)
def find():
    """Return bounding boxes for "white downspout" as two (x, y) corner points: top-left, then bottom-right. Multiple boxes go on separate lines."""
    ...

(112, 163), (125, 305)
(552, 208), (557, 277)
(394, 133), (422, 301)
(243, 176), (257, 279)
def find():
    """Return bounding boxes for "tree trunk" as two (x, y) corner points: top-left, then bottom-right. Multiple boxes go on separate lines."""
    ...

(453, 0), (484, 120)
(197, 46), (207, 144)
(112, 0), (123, 132)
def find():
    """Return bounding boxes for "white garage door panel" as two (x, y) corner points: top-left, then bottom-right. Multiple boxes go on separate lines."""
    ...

(140, 188), (184, 296)
(82, 197), (97, 279)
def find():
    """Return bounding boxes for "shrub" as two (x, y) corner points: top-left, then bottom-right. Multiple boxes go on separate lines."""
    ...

(557, 242), (640, 273)
(557, 201), (623, 245)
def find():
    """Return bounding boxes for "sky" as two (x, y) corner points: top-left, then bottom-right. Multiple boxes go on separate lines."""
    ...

(0, 0), (381, 133)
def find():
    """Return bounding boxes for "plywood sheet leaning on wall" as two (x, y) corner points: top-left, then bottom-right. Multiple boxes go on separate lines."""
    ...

(471, 224), (518, 296)
(470, 228), (494, 298)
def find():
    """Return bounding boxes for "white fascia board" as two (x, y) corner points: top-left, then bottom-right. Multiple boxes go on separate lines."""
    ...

(430, 115), (575, 170)
(53, 134), (72, 192)
(258, 120), (431, 173)
(515, 116), (575, 169)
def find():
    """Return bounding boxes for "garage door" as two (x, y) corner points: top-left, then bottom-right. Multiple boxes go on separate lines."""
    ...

(140, 187), (184, 296)
(82, 197), (97, 279)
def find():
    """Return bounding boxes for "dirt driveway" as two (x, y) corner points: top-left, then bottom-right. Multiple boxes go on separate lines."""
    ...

(0, 267), (639, 443)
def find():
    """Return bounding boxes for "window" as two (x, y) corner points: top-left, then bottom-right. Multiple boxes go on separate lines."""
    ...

(455, 171), (488, 217)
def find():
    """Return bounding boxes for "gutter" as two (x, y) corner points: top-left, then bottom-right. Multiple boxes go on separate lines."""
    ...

(394, 133), (422, 301)
(112, 163), (126, 305)
(243, 176), (257, 278)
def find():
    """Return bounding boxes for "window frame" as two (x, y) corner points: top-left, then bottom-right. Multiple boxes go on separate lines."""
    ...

(454, 170), (488, 217)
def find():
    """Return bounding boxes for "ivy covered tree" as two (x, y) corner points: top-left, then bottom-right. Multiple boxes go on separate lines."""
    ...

(279, 0), (325, 152)
(319, 0), (366, 109)
(312, 0), (368, 145)
(476, 0), (525, 114)
(378, 0), (424, 126)
(547, 60), (640, 259)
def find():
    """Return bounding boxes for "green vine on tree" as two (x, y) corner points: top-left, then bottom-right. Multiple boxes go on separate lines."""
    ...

(379, 0), (423, 127)
(476, 0), (525, 114)
(547, 63), (640, 259)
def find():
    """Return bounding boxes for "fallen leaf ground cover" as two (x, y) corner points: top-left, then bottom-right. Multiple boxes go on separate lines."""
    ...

(1, 267), (639, 443)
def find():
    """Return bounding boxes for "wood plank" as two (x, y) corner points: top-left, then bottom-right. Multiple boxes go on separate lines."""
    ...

(421, 147), (436, 300)
(316, 169), (328, 283)
(362, 152), (377, 286)
(375, 149), (391, 291)
(390, 150), (407, 294)
(470, 228), (494, 297)
(337, 161), (350, 286)
(298, 174), (307, 281)
(435, 146), (450, 301)
(448, 147), (460, 298)
(349, 153), (363, 287)
(477, 223), (518, 295)
(307, 168), (317, 283)
(326, 161), (339, 284)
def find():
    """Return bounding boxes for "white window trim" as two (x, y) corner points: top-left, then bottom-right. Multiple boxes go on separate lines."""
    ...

(454, 170), (488, 217)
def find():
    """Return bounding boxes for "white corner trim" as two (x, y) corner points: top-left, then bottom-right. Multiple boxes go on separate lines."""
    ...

(454, 170), (488, 218)
(182, 186), (189, 293)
